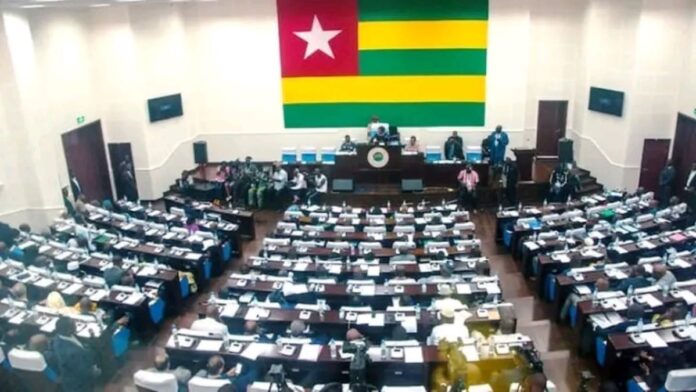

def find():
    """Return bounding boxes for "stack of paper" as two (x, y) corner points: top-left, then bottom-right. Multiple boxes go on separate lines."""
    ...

(404, 347), (424, 363)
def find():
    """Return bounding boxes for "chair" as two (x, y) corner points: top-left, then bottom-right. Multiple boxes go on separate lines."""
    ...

(365, 226), (387, 234)
(263, 238), (290, 247)
(149, 297), (166, 325)
(541, 213), (560, 223)
(111, 326), (131, 358)
(635, 213), (653, 223)
(538, 231), (558, 241)
(277, 222), (297, 231)
(171, 207), (186, 217)
(425, 146), (442, 162)
(320, 147), (336, 163)
(465, 146), (482, 162)
(326, 241), (350, 249)
(284, 211), (303, 220)
(282, 147), (298, 164)
(300, 225), (324, 232)
(424, 224), (447, 232)
(426, 241), (450, 251)
(293, 240), (323, 248)
(453, 222), (475, 231)
(392, 241), (416, 250)
(188, 376), (232, 392)
(423, 212), (442, 221)
(358, 242), (382, 250)
(7, 348), (58, 391)
(394, 213), (414, 220)
(300, 147), (317, 163)
(394, 225), (415, 234)
(134, 370), (177, 392)
(665, 368), (696, 391)
(450, 211), (470, 220)
(334, 225), (356, 233)
(339, 213), (359, 219)
(366, 214), (386, 220)
(309, 212), (328, 220)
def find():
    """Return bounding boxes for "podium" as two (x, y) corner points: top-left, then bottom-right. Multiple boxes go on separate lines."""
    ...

(513, 148), (536, 181)
(335, 144), (422, 185)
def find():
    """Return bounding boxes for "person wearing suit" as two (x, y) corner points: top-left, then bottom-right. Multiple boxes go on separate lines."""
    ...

(444, 131), (464, 160)
(69, 169), (82, 200)
(658, 160), (676, 208)
(685, 162), (696, 217)
(147, 353), (192, 392)
(50, 317), (99, 392)
(502, 158), (518, 206)
(487, 125), (509, 167)
(61, 187), (76, 218)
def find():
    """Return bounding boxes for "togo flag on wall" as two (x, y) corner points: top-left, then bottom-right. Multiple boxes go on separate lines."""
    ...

(277, 0), (488, 128)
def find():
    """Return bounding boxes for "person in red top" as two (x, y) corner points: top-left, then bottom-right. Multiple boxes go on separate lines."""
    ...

(457, 164), (479, 212)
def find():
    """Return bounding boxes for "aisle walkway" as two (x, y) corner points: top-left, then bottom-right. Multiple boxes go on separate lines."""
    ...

(106, 210), (595, 391)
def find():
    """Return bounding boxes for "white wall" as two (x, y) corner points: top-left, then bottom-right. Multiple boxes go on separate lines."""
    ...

(0, 0), (694, 229)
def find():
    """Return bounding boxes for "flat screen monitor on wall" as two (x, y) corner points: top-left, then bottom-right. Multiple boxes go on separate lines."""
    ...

(588, 87), (624, 117)
(148, 94), (183, 122)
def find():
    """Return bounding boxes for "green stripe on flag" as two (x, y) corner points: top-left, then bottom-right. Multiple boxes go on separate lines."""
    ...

(358, 0), (489, 21)
(359, 49), (487, 76)
(283, 103), (485, 128)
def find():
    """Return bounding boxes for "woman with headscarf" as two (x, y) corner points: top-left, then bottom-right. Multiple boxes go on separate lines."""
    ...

(45, 291), (77, 315)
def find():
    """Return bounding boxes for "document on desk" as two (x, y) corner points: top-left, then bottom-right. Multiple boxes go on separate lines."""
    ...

(40, 317), (59, 333)
(640, 294), (663, 308)
(63, 283), (84, 295)
(460, 345), (480, 361)
(89, 290), (108, 303)
(356, 313), (372, 325)
(367, 266), (380, 277)
(185, 252), (202, 260)
(220, 303), (240, 318)
(293, 263), (309, 272)
(404, 347), (424, 363)
(35, 278), (54, 288)
(672, 258), (691, 269)
(241, 343), (270, 360)
(552, 254), (571, 264)
(418, 264), (433, 273)
(196, 339), (223, 352)
(456, 284), (472, 294)
(642, 332), (668, 348)
(298, 344), (322, 361)
(524, 242), (539, 251)
(614, 246), (627, 254)
(369, 313), (385, 327)
(680, 290), (696, 305)
(359, 285), (376, 296)
(401, 317), (418, 333)
(123, 292), (145, 305)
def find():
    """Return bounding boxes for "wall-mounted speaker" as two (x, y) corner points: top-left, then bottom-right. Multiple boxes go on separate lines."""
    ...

(193, 141), (208, 164)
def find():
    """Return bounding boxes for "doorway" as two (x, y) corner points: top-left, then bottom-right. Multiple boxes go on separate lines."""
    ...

(108, 143), (139, 201)
(672, 113), (696, 197)
(61, 121), (113, 202)
(536, 100), (568, 156)
(638, 139), (671, 193)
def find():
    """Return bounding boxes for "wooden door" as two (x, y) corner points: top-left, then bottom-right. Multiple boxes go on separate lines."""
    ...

(672, 113), (696, 197)
(536, 101), (568, 156)
(61, 121), (113, 202)
(638, 139), (671, 193)
(108, 143), (138, 201)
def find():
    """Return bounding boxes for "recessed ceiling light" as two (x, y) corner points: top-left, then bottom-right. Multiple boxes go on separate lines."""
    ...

(116, 0), (145, 2)
(35, 0), (64, 2)
(89, 3), (111, 7)
(21, 4), (46, 8)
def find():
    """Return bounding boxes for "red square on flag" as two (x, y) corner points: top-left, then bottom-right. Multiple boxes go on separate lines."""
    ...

(277, 0), (358, 77)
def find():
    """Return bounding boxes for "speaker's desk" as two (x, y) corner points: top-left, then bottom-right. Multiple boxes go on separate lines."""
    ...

(332, 144), (490, 187)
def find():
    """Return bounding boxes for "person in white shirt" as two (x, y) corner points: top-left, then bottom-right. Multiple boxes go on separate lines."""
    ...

(271, 162), (289, 210)
(429, 302), (470, 344)
(290, 168), (307, 201)
(307, 169), (328, 206)
(190, 305), (229, 335)
(367, 115), (387, 140)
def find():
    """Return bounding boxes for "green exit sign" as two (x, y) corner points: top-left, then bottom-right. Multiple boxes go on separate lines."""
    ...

(76, 115), (85, 125)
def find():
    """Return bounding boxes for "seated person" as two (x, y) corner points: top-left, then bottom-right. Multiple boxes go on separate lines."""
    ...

(9, 282), (28, 303)
(403, 136), (421, 153)
(103, 256), (128, 288)
(653, 264), (676, 291)
(370, 126), (389, 145)
(388, 266), (416, 284)
(366, 115), (387, 139)
(560, 278), (610, 321)
(177, 170), (193, 192)
(616, 265), (651, 293)
(191, 305), (229, 335)
(147, 352), (192, 392)
(429, 302), (469, 344)
(652, 303), (687, 328)
(195, 355), (238, 385)
(444, 131), (464, 160)
(339, 135), (357, 152)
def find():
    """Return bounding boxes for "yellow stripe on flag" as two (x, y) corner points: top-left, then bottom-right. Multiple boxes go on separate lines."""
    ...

(282, 76), (486, 104)
(358, 20), (488, 50)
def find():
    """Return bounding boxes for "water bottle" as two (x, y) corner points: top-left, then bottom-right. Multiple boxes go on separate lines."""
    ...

(518, 202), (522, 211)
(591, 288), (599, 308)
(415, 303), (421, 319)
(148, 201), (153, 210)
(387, 200), (391, 210)
(421, 282), (427, 293)
(627, 285), (634, 302)
(380, 340), (388, 359)
(543, 199), (548, 207)
(329, 339), (337, 359)
(567, 195), (571, 205)
(686, 310), (692, 326)
(172, 324), (180, 347)
(319, 309), (325, 321)
(263, 246), (269, 259)
(441, 199), (446, 207)
(342, 201), (347, 208)
(210, 292), (217, 304)
(401, 200), (407, 209)
(637, 318), (644, 333)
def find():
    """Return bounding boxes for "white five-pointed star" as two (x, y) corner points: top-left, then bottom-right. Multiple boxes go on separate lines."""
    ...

(293, 15), (342, 59)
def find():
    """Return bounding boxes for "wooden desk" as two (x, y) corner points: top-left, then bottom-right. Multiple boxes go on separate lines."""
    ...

(164, 195), (256, 240)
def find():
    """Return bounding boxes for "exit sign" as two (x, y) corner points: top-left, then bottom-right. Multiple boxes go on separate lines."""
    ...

(76, 115), (85, 125)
